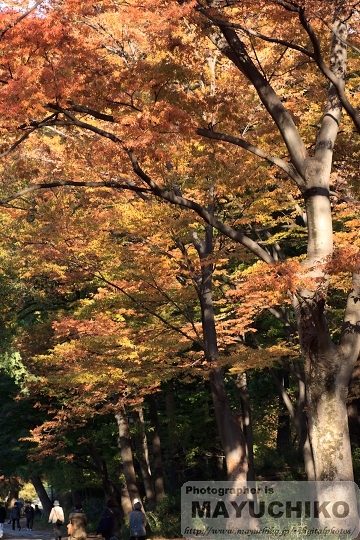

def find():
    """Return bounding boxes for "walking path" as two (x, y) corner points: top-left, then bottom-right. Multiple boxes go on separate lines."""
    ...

(3, 519), (57, 540)
(3, 519), (99, 540)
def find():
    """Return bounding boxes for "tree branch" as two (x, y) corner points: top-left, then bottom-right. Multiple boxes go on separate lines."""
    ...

(339, 271), (360, 371)
(127, 149), (276, 264)
(205, 26), (308, 176)
(0, 181), (150, 206)
(95, 271), (204, 348)
(197, 128), (305, 187)
(298, 8), (360, 133)
(66, 101), (115, 122)
(197, 7), (314, 60)
(0, 0), (45, 40)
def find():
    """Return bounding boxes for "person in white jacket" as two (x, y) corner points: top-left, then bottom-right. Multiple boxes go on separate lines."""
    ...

(49, 500), (65, 540)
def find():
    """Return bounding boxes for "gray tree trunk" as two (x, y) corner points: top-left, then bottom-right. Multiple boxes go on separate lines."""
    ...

(120, 480), (133, 516)
(114, 404), (141, 504)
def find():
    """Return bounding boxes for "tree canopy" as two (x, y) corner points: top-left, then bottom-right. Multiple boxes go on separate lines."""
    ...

(1, 0), (360, 524)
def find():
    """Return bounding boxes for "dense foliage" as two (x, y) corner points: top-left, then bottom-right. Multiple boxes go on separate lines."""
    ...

(1, 1), (360, 536)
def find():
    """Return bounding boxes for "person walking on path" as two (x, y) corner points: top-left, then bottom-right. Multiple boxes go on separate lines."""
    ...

(98, 498), (123, 540)
(25, 502), (35, 531)
(0, 501), (6, 538)
(16, 501), (23, 517)
(68, 503), (87, 540)
(10, 502), (21, 531)
(34, 505), (42, 519)
(49, 500), (64, 540)
(129, 501), (146, 540)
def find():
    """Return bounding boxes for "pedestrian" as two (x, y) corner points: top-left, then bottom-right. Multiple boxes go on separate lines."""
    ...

(48, 500), (64, 540)
(25, 502), (35, 531)
(17, 500), (23, 515)
(97, 498), (123, 540)
(68, 503), (87, 540)
(34, 504), (42, 519)
(0, 501), (6, 538)
(129, 501), (147, 540)
(10, 501), (21, 531)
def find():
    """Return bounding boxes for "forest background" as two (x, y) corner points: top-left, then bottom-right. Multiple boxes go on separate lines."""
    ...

(1, 0), (360, 537)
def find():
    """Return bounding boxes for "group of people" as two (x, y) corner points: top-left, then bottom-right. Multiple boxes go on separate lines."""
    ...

(0, 500), (42, 537)
(49, 498), (147, 540)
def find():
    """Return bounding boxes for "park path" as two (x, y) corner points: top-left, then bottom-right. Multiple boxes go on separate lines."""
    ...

(3, 518), (65, 540)
(3, 518), (100, 540)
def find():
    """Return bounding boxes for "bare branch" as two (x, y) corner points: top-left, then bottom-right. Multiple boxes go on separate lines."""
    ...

(205, 26), (308, 176)
(0, 128), (37, 158)
(44, 103), (123, 143)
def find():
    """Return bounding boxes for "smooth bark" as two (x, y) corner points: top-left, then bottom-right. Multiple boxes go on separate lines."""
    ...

(270, 367), (315, 480)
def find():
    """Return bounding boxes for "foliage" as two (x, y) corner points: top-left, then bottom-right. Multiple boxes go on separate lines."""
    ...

(143, 495), (181, 539)
(0, 0), (359, 501)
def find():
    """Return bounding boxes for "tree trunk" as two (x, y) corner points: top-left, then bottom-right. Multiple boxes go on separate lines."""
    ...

(208, 368), (248, 482)
(192, 220), (248, 482)
(304, 344), (356, 481)
(235, 372), (255, 481)
(120, 479), (133, 516)
(147, 394), (165, 502)
(133, 408), (156, 510)
(86, 443), (122, 502)
(114, 404), (141, 504)
(275, 371), (292, 456)
(31, 476), (52, 515)
(165, 382), (178, 490)
(348, 363), (360, 445)
(202, 1), (358, 485)
(270, 367), (315, 479)
(6, 477), (20, 510)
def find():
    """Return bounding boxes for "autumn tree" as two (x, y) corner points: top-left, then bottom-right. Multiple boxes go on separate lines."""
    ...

(1, 0), (360, 492)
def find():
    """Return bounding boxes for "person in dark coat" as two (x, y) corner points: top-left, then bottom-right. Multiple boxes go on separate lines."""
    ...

(10, 502), (21, 531)
(0, 501), (6, 538)
(25, 502), (35, 531)
(98, 498), (123, 540)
